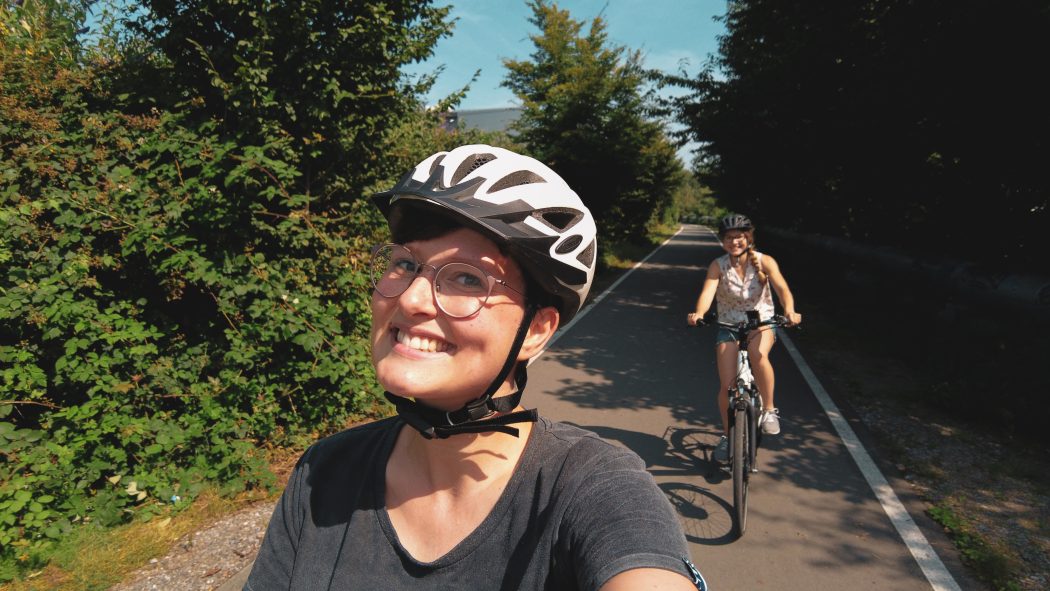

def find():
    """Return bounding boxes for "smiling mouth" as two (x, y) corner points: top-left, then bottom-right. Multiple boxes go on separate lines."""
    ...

(394, 328), (452, 353)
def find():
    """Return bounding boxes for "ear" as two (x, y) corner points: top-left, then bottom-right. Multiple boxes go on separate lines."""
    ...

(517, 306), (560, 361)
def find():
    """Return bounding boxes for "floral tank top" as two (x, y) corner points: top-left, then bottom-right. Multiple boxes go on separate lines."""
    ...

(715, 252), (775, 324)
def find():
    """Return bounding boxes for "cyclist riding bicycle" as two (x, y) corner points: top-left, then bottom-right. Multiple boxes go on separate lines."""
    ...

(686, 214), (802, 463)
(247, 145), (706, 590)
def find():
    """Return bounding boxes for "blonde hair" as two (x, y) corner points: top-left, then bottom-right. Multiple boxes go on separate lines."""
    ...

(743, 230), (768, 285)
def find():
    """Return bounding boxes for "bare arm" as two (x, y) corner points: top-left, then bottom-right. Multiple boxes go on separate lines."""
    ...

(686, 260), (721, 325)
(762, 255), (801, 325)
(600, 567), (699, 591)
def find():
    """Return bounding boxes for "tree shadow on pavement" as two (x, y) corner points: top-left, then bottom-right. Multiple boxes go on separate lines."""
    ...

(535, 228), (935, 570)
(563, 421), (738, 546)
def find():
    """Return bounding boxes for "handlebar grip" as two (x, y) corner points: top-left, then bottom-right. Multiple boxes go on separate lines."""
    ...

(691, 311), (717, 327)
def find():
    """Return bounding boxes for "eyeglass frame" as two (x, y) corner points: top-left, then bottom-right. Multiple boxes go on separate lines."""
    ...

(368, 243), (527, 318)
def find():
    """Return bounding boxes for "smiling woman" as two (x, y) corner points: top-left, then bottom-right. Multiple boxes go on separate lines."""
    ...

(243, 144), (706, 590)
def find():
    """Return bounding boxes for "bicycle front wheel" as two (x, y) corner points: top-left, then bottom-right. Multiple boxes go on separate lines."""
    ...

(731, 406), (749, 537)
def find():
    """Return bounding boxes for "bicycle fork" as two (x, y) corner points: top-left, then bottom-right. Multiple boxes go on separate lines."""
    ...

(728, 396), (759, 472)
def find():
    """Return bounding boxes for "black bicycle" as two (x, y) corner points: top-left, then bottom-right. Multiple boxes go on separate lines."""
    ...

(695, 310), (792, 537)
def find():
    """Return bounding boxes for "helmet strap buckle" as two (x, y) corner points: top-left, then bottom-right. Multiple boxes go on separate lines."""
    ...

(446, 397), (497, 425)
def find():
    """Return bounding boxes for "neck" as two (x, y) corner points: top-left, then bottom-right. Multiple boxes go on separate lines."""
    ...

(395, 411), (533, 491)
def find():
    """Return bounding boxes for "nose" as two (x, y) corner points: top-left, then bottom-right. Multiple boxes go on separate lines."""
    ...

(398, 271), (439, 316)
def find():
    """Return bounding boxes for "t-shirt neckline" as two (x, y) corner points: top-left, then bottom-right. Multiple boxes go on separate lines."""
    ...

(373, 417), (544, 568)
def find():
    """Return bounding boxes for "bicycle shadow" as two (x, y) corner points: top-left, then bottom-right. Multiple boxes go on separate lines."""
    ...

(564, 422), (738, 546)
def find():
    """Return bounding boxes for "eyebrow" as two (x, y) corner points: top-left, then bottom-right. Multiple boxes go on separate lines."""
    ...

(405, 247), (512, 279)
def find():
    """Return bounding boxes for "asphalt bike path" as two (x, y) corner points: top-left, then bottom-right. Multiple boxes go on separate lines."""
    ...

(525, 224), (966, 590)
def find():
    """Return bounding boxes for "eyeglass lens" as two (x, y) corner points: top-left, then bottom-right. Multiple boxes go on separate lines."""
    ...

(370, 244), (493, 318)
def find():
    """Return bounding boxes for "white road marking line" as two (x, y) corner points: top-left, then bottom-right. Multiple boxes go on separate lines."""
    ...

(779, 309), (962, 591)
(529, 227), (684, 366)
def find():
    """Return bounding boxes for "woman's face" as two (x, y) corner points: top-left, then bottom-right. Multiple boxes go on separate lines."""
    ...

(370, 227), (531, 410)
(721, 230), (749, 256)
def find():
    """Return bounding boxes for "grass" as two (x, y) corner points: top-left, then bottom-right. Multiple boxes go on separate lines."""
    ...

(595, 223), (679, 283)
(927, 504), (1021, 591)
(1, 489), (266, 591)
(0, 443), (310, 591)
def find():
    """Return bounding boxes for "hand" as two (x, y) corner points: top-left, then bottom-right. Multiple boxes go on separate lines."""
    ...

(687, 312), (704, 326)
(783, 311), (802, 327)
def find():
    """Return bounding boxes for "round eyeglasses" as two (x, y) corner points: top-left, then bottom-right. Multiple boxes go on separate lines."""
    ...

(369, 243), (525, 318)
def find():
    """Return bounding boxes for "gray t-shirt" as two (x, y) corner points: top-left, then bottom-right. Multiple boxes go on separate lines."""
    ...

(245, 416), (696, 590)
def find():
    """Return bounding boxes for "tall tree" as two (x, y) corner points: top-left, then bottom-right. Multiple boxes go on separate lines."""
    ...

(503, 0), (682, 244)
(666, 0), (1050, 273)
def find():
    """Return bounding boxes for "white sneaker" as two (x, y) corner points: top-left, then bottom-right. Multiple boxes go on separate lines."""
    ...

(760, 408), (781, 435)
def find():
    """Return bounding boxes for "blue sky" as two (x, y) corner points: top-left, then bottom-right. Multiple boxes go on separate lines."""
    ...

(405, 0), (729, 110)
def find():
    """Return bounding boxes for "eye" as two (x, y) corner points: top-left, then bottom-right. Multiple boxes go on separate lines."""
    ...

(437, 264), (489, 295)
(392, 257), (418, 273)
(450, 270), (485, 289)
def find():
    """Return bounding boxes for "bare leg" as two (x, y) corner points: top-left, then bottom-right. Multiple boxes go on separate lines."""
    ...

(715, 340), (739, 435)
(748, 327), (777, 411)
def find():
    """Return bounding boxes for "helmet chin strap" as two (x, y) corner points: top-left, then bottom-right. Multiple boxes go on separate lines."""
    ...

(383, 306), (540, 439)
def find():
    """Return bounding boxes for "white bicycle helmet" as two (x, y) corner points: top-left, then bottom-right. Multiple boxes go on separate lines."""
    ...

(372, 145), (598, 439)
(372, 144), (597, 324)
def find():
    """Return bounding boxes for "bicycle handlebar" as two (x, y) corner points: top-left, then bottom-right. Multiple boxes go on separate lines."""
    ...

(691, 314), (795, 330)
(717, 315), (792, 330)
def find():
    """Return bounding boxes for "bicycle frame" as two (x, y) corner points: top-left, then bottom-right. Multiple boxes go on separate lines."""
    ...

(728, 347), (761, 472)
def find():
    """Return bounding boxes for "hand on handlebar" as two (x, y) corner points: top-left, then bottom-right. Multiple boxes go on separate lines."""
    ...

(687, 311), (717, 326)
(781, 311), (802, 327)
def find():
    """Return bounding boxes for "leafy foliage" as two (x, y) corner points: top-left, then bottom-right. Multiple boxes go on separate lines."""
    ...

(120, 0), (455, 201)
(663, 0), (1050, 274)
(0, 0), (473, 578)
(502, 0), (684, 245)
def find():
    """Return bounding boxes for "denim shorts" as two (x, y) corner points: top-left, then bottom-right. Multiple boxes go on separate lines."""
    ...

(715, 326), (777, 346)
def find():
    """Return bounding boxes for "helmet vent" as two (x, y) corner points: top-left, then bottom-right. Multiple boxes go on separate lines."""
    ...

(451, 153), (496, 185)
(555, 234), (583, 254)
(534, 208), (582, 231)
(490, 170), (547, 192)
(576, 239), (596, 267)
(427, 155), (446, 179)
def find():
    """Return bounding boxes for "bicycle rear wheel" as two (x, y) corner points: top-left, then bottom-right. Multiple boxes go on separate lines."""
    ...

(731, 406), (749, 537)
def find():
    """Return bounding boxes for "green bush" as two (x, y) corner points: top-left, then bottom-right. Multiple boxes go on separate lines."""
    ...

(0, 0), (490, 577)
(1, 57), (377, 576)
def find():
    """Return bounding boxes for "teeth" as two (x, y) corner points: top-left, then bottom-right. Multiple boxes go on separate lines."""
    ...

(396, 329), (449, 353)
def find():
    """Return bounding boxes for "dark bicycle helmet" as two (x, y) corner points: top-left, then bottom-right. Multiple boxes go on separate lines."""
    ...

(371, 144), (597, 439)
(717, 214), (754, 237)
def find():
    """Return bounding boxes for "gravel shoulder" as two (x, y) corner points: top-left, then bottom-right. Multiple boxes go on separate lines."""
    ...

(794, 339), (1050, 591)
(109, 500), (273, 591)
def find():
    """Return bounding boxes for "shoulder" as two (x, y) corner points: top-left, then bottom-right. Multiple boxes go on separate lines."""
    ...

(310, 415), (400, 454)
(533, 422), (692, 589)
(529, 419), (653, 502)
(296, 417), (401, 479)
(707, 257), (725, 276)
(536, 420), (644, 471)
(755, 252), (781, 270)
